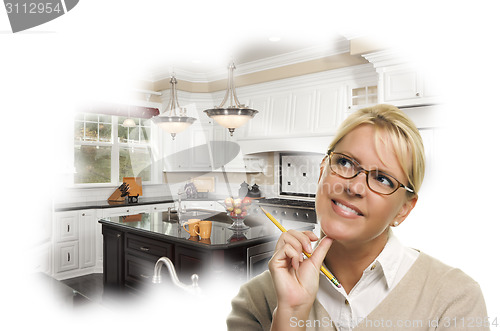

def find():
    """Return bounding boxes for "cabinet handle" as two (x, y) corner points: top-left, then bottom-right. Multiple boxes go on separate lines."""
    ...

(67, 252), (70, 262)
(126, 209), (130, 213)
(140, 274), (150, 279)
(117, 234), (121, 238)
(82, 213), (85, 216)
(416, 92), (420, 97)
(67, 224), (70, 233)
(140, 246), (150, 251)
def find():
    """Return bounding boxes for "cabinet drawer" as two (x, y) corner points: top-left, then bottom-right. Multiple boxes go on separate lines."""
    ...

(124, 254), (155, 287)
(125, 233), (173, 260)
(55, 241), (79, 273)
(55, 212), (79, 242)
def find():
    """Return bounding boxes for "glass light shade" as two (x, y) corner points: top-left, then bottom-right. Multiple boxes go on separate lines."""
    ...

(152, 115), (196, 139)
(211, 114), (252, 129)
(122, 118), (136, 127)
(204, 108), (258, 135)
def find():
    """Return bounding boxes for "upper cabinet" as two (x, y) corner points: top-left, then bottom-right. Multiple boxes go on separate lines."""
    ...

(235, 64), (375, 141)
(363, 51), (442, 107)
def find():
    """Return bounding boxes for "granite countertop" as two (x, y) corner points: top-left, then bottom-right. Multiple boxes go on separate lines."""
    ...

(99, 211), (316, 250)
(54, 196), (176, 212)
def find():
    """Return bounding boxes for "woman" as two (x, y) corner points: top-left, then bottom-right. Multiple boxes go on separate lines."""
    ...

(227, 104), (489, 330)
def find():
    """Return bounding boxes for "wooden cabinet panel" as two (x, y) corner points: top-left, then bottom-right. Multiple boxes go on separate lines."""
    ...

(124, 254), (156, 287)
(125, 233), (173, 260)
(384, 67), (420, 102)
(246, 97), (269, 137)
(55, 241), (79, 273)
(315, 86), (342, 133)
(269, 94), (290, 135)
(175, 246), (211, 283)
(55, 211), (79, 242)
(290, 91), (314, 134)
(79, 211), (96, 269)
(102, 227), (124, 287)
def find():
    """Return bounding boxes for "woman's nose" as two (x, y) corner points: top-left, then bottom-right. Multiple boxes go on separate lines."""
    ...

(347, 172), (368, 197)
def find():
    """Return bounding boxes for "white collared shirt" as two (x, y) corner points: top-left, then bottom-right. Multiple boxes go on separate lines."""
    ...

(316, 230), (419, 331)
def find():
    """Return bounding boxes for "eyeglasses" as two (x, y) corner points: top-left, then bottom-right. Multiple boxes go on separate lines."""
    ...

(327, 151), (414, 195)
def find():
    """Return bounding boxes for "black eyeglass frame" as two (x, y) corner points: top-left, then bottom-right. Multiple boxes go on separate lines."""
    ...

(326, 150), (415, 196)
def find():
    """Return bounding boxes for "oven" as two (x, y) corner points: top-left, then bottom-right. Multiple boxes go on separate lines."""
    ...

(254, 198), (317, 224)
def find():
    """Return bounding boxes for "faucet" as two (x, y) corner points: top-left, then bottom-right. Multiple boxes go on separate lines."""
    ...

(152, 257), (200, 295)
(177, 187), (185, 213)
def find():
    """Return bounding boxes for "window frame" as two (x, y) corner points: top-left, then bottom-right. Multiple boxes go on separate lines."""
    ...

(74, 114), (157, 187)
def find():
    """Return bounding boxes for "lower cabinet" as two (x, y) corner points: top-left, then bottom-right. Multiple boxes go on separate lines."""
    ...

(52, 209), (96, 279)
(100, 222), (268, 291)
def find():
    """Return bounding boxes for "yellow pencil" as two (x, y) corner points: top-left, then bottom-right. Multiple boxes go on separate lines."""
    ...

(260, 206), (341, 288)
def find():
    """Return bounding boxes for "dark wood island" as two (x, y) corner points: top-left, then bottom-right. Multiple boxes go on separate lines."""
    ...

(99, 210), (315, 292)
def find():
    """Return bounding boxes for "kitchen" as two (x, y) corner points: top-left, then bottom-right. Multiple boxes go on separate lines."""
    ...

(5, 8), (499, 329)
(45, 35), (443, 319)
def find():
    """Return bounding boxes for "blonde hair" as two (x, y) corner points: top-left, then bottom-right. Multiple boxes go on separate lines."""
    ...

(328, 104), (425, 195)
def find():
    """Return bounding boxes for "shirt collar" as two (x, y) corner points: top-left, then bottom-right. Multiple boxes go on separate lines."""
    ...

(367, 228), (405, 289)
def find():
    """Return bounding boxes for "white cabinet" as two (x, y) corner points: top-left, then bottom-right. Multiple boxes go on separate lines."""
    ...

(51, 203), (174, 280)
(290, 90), (314, 135)
(381, 65), (441, 106)
(362, 52), (441, 107)
(52, 209), (96, 278)
(79, 210), (96, 269)
(315, 85), (346, 133)
(245, 96), (271, 137)
(383, 64), (423, 103)
(55, 241), (79, 273)
(55, 211), (79, 242)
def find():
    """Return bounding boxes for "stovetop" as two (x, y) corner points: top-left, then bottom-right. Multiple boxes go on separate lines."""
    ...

(256, 198), (315, 209)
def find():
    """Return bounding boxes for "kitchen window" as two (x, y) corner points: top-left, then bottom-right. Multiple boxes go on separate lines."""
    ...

(74, 113), (153, 185)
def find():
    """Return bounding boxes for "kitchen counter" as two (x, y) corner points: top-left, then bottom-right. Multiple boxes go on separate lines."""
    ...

(98, 211), (315, 250)
(54, 196), (175, 212)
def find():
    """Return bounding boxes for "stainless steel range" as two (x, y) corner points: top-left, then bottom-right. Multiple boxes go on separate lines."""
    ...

(253, 198), (317, 224)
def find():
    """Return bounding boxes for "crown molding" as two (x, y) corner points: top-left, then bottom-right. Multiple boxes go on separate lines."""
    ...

(150, 40), (350, 83)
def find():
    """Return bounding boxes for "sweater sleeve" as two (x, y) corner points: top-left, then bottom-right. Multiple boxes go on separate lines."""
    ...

(226, 271), (277, 331)
(434, 268), (490, 330)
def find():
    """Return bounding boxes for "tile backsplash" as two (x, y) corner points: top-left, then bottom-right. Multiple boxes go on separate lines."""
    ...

(280, 153), (324, 196)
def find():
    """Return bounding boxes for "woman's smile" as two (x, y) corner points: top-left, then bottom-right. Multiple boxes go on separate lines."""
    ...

(331, 199), (364, 218)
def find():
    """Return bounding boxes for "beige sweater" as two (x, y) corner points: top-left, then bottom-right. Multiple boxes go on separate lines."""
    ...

(227, 253), (489, 330)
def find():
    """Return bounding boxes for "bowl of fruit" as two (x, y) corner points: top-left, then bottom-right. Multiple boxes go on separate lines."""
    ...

(223, 196), (252, 230)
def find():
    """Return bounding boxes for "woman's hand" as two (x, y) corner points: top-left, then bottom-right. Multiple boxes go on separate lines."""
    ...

(268, 230), (333, 328)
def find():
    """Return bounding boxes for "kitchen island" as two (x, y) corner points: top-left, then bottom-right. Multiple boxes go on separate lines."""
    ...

(99, 210), (315, 292)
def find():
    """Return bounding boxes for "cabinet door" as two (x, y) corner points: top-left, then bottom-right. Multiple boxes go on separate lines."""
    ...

(269, 94), (290, 136)
(124, 254), (156, 288)
(383, 65), (422, 102)
(245, 96), (269, 138)
(175, 246), (211, 283)
(102, 227), (124, 287)
(290, 90), (314, 135)
(79, 210), (96, 269)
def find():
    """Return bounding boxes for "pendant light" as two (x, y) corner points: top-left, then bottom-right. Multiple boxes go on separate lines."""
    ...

(204, 63), (258, 136)
(153, 75), (196, 140)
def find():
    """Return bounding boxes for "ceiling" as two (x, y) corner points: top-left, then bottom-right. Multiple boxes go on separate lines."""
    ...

(141, 34), (351, 83)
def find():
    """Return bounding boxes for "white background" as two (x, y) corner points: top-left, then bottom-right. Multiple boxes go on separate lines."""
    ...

(1, 1), (499, 329)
